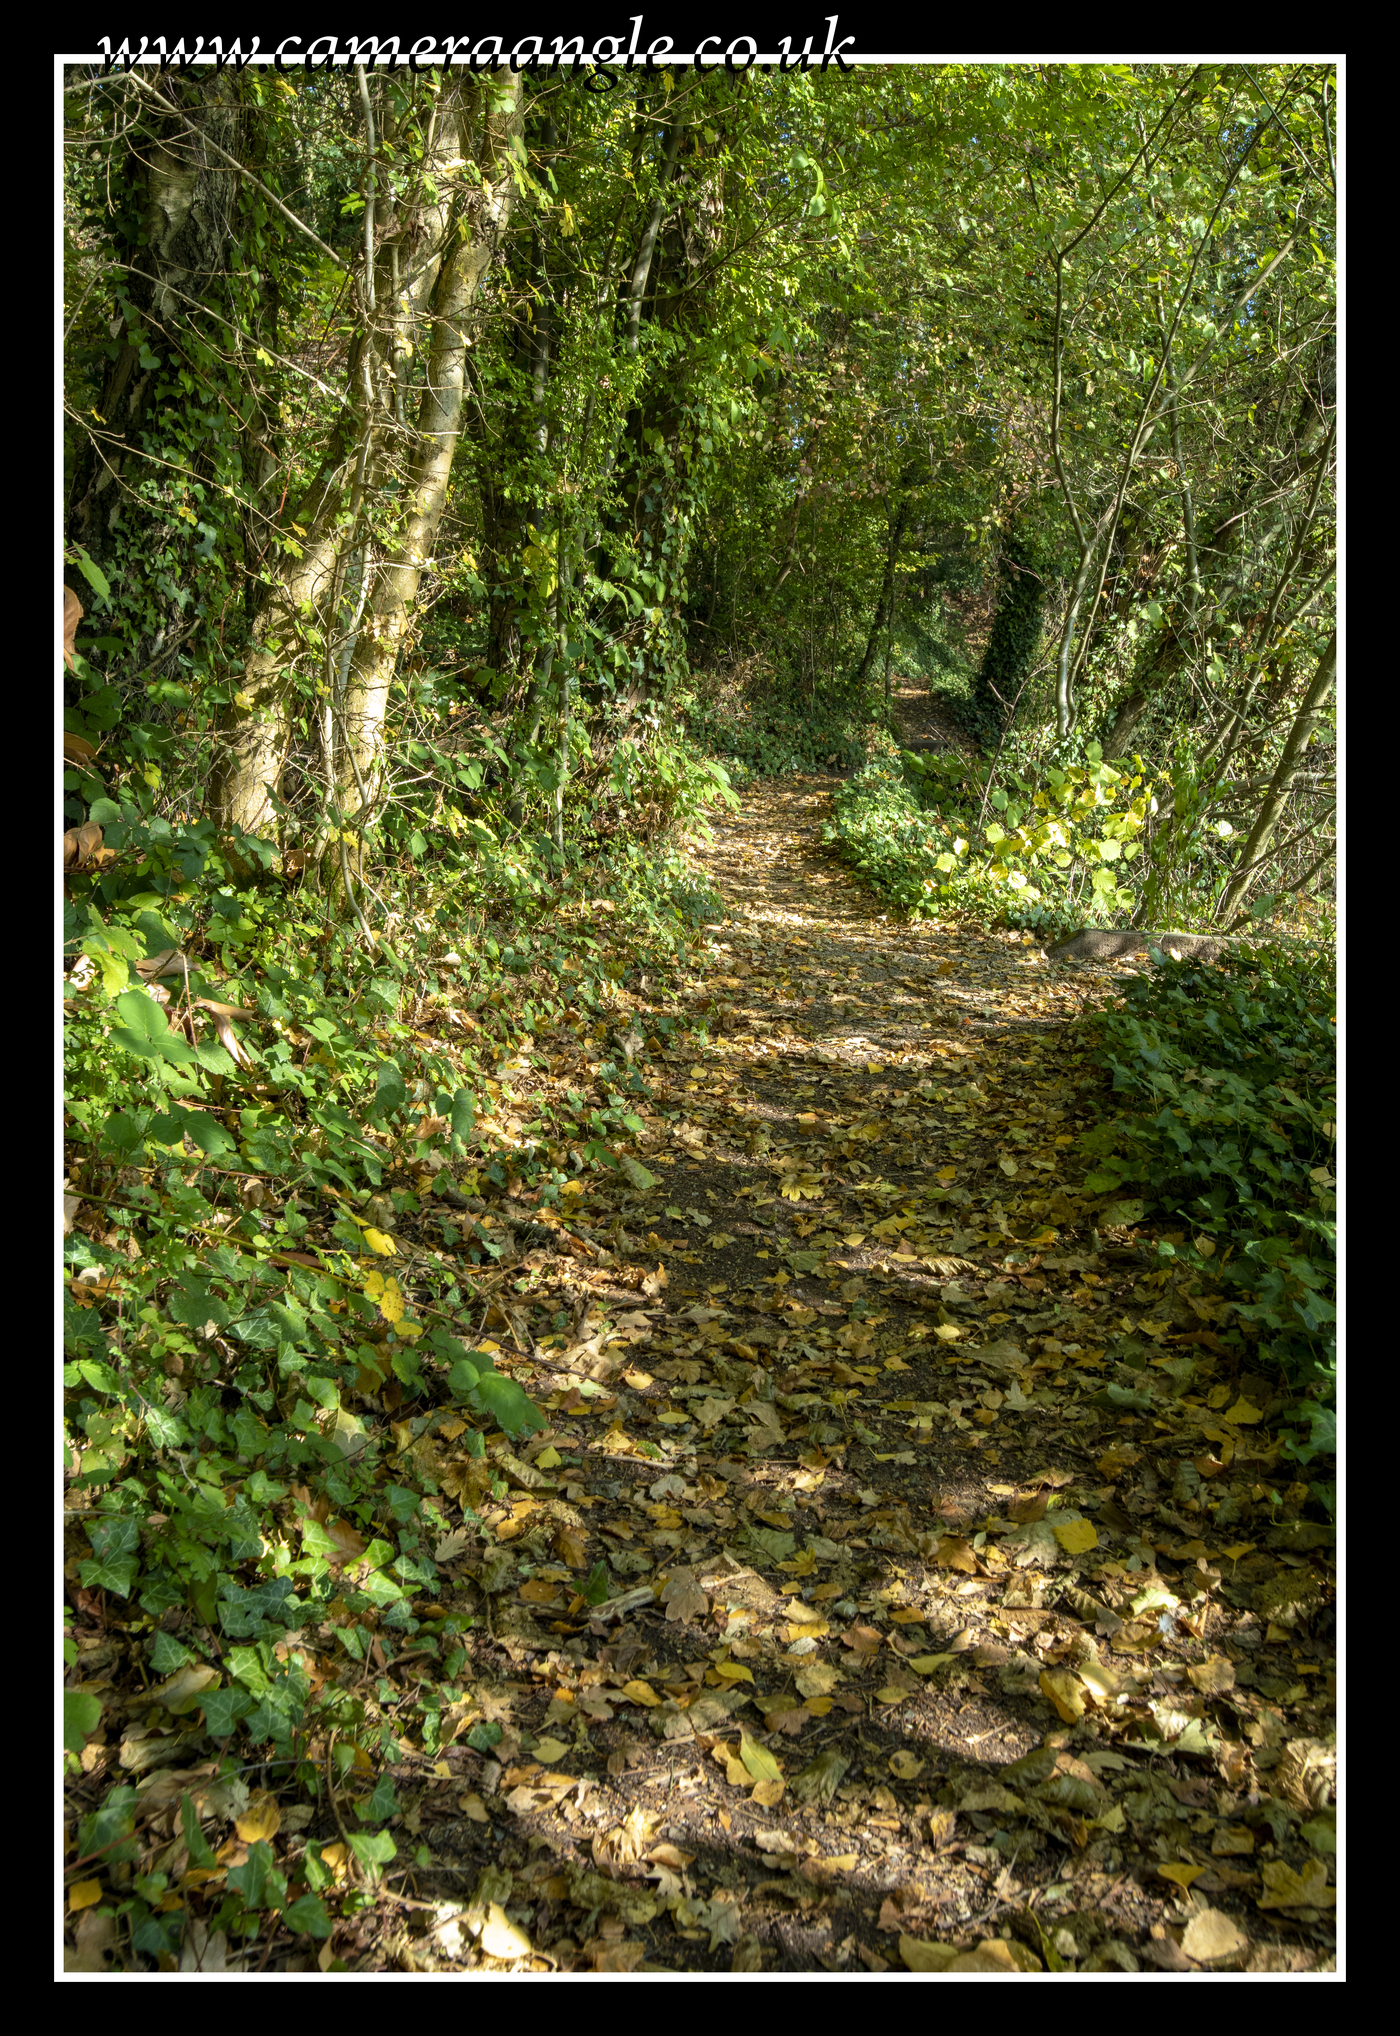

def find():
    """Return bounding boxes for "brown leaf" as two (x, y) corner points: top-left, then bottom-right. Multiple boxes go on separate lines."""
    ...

(877, 1885), (929, 1933)
(63, 585), (83, 670)
(661, 1567), (710, 1623)
(210, 1010), (252, 1068)
(63, 820), (104, 869)
(931, 1535), (978, 1573)
(765, 1698), (810, 1735)
(324, 1517), (368, 1565)
(133, 948), (191, 983)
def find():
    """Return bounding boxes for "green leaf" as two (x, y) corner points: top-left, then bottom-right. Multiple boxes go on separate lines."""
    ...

(64, 1688), (102, 1754)
(451, 1088), (478, 1142)
(111, 988), (199, 1065)
(168, 1281), (230, 1333)
(282, 1893), (333, 1937)
(76, 1359), (121, 1395)
(180, 1793), (219, 1868)
(348, 1829), (397, 1876)
(469, 1371), (546, 1438)
(373, 1063), (407, 1119)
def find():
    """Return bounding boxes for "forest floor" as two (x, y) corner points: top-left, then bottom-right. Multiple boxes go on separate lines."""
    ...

(285, 756), (1334, 1976)
(66, 725), (1337, 1977)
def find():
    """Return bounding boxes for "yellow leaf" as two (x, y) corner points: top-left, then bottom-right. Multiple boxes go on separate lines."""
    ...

(1258, 1858), (1334, 1909)
(714, 1661), (754, 1684)
(1039, 1669), (1087, 1723)
(363, 1228), (397, 1257)
(899, 1934), (958, 1972)
(621, 1679), (661, 1706)
(778, 1547), (816, 1576)
(478, 1902), (533, 1960)
(783, 1598), (826, 1626)
(751, 1779), (785, 1807)
(149, 1664), (220, 1715)
(931, 1535), (977, 1572)
(365, 1273), (405, 1322)
(67, 1879), (103, 1912)
(1223, 1396), (1264, 1426)
(739, 1730), (782, 1783)
(235, 1791), (282, 1843)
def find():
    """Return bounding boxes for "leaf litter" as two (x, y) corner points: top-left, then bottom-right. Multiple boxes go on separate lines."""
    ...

(64, 773), (1336, 1975)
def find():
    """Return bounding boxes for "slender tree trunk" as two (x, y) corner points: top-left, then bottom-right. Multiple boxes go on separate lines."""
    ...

(1217, 627), (1336, 923)
(331, 93), (521, 861)
(854, 500), (905, 693)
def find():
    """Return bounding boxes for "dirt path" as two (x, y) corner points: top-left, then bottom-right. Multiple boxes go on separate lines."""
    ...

(311, 771), (1335, 1976)
(686, 766), (1078, 1044)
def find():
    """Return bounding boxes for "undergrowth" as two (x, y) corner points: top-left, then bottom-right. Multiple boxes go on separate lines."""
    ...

(1075, 948), (1338, 1509)
(62, 792), (723, 1959)
(682, 677), (867, 782)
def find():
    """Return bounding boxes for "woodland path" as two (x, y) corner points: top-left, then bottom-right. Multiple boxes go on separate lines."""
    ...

(281, 758), (1335, 1976)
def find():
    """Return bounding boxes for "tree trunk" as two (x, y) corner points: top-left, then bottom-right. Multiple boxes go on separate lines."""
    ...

(208, 74), (521, 847)
(330, 94), (521, 859)
(1217, 627), (1336, 924)
(854, 500), (905, 692)
(67, 70), (248, 656)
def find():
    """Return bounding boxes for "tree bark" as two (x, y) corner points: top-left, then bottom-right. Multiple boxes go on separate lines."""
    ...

(1217, 626), (1336, 924)
(331, 88), (521, 859)
(208, 74), (521, 846)
(67, 69), (248, 655)
(854, 500), (906, 693)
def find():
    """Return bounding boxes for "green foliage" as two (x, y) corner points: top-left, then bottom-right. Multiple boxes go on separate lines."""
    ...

(441, 1336), (545, 1439)
(67, 1783), (336, 1956)
(1074, 944), (1336, 1481)
(825, 754), (992, 917)
(828, 741), (1165, 926)
(63, 791), (729, 1939)
(684, 686), (865, 781)
(965, 529), (1051, 743)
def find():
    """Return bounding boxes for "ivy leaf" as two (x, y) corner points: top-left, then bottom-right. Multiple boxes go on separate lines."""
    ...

(468, 1371), (545, 1438)
(64, 1689), (102, 1754)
